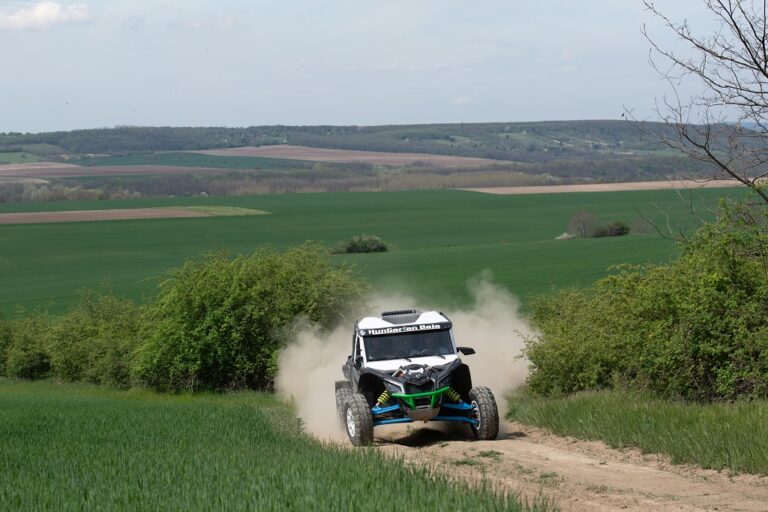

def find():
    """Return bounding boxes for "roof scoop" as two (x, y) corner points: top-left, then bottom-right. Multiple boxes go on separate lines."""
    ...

(380, 309), (421, 324)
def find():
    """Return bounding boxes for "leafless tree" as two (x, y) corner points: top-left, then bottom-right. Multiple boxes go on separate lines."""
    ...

(567, 211), (598, 238)
(642, 0), (768, 204)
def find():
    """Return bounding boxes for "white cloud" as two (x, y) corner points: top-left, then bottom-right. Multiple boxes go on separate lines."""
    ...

(0, 2), (89, 31)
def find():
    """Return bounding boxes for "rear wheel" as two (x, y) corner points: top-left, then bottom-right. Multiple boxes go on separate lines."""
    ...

(343, 393), (373, 446)
(335, 387), (351, 428)
(469, 386), (499, 440)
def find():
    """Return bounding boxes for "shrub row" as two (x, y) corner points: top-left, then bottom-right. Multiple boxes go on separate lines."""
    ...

(332, 234), (388, 254)
(566, 212), (630, 238)
(0, 244), (363, 391)
(527, 200), (768, 401)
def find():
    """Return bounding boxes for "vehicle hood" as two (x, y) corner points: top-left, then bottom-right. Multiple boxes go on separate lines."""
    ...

(365, 354), (459, 372)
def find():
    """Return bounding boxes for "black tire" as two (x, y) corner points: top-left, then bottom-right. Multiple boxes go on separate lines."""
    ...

(343, 393), (373, 446)
(335, 387), (351, 428)
(469, 386), (499, 441)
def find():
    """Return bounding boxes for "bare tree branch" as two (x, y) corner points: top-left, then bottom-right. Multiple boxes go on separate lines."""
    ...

(639, 0), (768, 205)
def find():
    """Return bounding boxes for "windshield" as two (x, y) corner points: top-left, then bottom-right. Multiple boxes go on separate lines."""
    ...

(364, 329), (454, 361)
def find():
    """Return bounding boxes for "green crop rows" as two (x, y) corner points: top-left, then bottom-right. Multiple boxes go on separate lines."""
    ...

(0, 188), (740, 314)
(0, 379), (542, 511)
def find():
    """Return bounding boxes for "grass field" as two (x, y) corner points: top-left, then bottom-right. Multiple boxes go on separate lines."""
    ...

(507, 390), (768, 475)
(0, 152), (44, 164)
(0, 379), (542, 511)
(0, 188), (740, 314)
(70, 152), (311, 170)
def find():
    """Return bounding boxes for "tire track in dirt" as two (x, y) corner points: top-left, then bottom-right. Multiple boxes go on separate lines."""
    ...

(374, 422), (768, 511)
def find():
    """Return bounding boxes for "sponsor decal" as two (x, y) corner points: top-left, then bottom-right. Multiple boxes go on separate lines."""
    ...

(364, 322), (451, 336)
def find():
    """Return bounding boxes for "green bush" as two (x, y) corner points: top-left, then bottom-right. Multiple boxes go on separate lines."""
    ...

(134, 243), (364, 392)
(5, 315), (52, 380)
(592, 221), (630, 238)
(527, 200), (768, 401)
(333, 234), (388, 254)
(47, 292), (141, 388)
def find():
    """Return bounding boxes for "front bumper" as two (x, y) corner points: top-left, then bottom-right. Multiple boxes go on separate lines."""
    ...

(370, 387), (478, 427)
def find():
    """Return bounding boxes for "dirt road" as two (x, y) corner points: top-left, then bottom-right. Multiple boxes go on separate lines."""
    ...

(374, 422), (768, 511)
(463, 180), (743, 195)
(0, 208), (209, 224)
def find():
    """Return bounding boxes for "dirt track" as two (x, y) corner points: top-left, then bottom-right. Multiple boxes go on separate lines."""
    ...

(464, 180), (743, 195)
(192, 145), (511, 167)
(374, 422), (768, 511)
(0, 165), (240, 179)
(0, 162), (80, 172)
(0, 208), (209, 225)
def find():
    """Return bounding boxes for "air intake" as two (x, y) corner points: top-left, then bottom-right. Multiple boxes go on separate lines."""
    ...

(381, 309), (419, 317)
(380, 309), (421, 325)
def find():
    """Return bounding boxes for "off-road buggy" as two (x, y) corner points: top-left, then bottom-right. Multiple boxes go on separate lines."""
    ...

(335, 309), (499, 446)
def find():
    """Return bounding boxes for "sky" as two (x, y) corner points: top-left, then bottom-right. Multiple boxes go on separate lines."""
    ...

(0, 0), (714, 133)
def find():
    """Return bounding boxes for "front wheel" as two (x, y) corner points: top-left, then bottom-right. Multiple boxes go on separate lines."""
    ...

(343, 393), (373, 446)
(335, 387), (351, 428)
(469, 386), (499, 440)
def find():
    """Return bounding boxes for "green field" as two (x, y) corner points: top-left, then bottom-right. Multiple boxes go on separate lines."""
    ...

(70, 152), (311, 170)
(0, 188), (739, 315)
(0, 379), (540, 511)
(0, 152), (44, 164)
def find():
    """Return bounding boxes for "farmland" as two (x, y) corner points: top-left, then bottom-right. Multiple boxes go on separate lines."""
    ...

(71, 151), (311, 170)
(0, 187), (739, 315)
(0, 379), (537, 511)
(193, 145), (510, 167)
(0, 152), (44, 165)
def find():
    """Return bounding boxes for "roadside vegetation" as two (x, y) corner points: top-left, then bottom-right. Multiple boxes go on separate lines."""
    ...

(527, 199), (768, 402)
(507, 390), (768, 475)
(0, 244), (362, 392)
(0, 379), (544, 511)
(514, 196), (768, 475)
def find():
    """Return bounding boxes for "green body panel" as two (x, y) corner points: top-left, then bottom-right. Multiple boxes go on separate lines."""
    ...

(392, 386), (450, 408)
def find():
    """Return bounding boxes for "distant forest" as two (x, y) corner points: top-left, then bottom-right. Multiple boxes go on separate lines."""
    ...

(0, 121), (716, 182)
(1, 120), (674, 159)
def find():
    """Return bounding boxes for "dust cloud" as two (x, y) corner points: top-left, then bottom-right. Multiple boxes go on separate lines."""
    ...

(275, 278), (536, 440)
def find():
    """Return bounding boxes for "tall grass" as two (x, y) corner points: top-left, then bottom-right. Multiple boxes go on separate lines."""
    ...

(507, 390), (768, 475)
(0, 379), (547, 511)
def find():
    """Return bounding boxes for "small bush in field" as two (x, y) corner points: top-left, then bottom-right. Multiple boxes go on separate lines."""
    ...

(333, 234), (388, 254)
(566, 212), (629, 238)
(592, 221), (630, 238)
